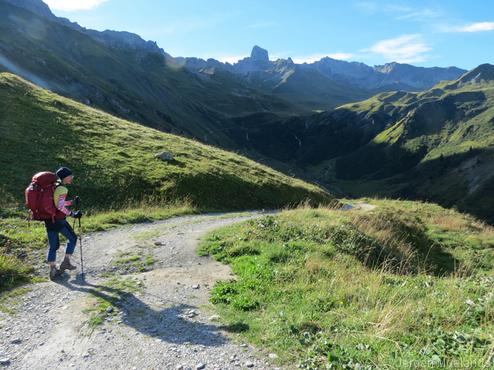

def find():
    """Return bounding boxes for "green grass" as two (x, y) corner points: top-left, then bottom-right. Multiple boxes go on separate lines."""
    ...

(0, 72), (329, 211)
(0, 254), (33, 292)
(200, 200), (494, 368)
(114, 252), (156, 273)
(83, 276), (141, 329)
(317, 75), (494, 223)
(0, 286), (32, 314)
(0, 71), (331, 293)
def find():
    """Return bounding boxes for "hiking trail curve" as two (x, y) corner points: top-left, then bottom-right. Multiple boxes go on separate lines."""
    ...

(0, 212), (283, 370)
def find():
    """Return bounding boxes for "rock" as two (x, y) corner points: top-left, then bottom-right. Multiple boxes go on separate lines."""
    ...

(155, 151), (174, 162)
(239, 343), (247, 348)
(192, 284), (200, 289)
(176, 365), (183, 370)
(250, 45), (269, 62)
(10, 338), (22, 345)
(186, 309), (198, 318)
(0, 358), (11, 366)
(245, 361), (254, 368)
(196, 364), (206, 370)
(154, 241), (164, 246)
(208, 315), (220, 322)
(268, 353), (278, 359)
(106, 306), (114, 313)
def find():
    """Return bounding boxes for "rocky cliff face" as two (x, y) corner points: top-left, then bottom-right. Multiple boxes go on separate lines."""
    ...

(2, 0), (166, 56)
(183, 46), (466, 93)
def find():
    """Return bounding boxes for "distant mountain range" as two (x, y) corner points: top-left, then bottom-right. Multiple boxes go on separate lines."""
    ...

(180, 45), (465, 104)
(1, 0), (466, 117)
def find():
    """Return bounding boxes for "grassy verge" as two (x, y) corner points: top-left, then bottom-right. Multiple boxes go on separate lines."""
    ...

(0, 286), (32, 314)
(199, 199), (494, 369)
(0, 202), (197, 293)
(82, 276), (142, 330)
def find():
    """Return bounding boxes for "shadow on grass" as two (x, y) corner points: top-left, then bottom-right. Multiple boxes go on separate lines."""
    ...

(53, 275), (229, 347)
(220, 321), (249, 333)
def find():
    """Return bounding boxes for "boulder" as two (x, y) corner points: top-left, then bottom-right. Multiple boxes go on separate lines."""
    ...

(155, 151), (174, 162)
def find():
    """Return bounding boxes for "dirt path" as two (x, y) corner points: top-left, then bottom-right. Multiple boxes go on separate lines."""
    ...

(0, 212), (282, 370)
(340, 202), (376, 211)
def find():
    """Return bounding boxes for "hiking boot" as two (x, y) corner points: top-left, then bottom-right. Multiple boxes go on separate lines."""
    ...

(59, 259), (77, 272)
(49, 266), (61, 280)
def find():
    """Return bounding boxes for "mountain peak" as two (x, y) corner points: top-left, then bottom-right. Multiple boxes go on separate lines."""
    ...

(250, 45), (269, 62)
(458, 63), (494, 84)
(4, 0), (54, 18)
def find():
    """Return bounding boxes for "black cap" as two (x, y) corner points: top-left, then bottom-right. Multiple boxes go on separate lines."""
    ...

(56, 167), (73, 180)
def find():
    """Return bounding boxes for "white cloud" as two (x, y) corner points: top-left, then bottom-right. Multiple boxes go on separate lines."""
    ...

(327, 53), (354, 60)
(396, 8), (440, 20)
(43, 0), (109, 11)
(354, 2), (440, 20)
(366, 34), (431, 63)
(452, 22), (494, 32)
(215, 55), (247, 64)
(292, 53), (354, 64)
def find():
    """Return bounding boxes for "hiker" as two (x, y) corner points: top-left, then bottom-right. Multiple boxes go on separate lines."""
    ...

(44, 167), (82, 279)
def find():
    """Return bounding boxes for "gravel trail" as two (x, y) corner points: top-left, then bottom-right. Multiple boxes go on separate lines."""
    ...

(0, 212), (282, 370)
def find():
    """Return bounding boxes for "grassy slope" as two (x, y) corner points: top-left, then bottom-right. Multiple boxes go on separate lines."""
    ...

(0, 72), (331, 291)
(200, 200), (494, 368)
(271, 66), (370, 111)
(0, 72), (329, 210)
(311, 74), (494, 222)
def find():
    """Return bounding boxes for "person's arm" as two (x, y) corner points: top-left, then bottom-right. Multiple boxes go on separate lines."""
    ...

(56, 193), (73, 216)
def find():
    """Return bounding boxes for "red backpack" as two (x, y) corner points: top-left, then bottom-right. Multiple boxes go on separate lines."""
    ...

(25, 172), (58, 221)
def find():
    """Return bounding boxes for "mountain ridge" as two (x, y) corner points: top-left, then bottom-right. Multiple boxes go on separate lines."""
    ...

(3, 0), (168, 56)
(183, 45), (466, 93)
(0, 0), (468, 125)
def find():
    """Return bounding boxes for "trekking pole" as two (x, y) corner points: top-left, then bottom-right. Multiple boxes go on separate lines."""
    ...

(78, 214), (84, 278)
(72, 196), (84, 279)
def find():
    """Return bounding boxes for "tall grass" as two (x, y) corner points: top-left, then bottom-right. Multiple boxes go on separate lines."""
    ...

(200, 199), (494, 368)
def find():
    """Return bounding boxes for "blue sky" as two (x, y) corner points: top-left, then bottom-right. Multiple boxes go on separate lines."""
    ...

(44, 0), (493, 69)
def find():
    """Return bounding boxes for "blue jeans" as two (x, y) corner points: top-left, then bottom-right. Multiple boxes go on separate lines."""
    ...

(44, 219), (77, 263)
